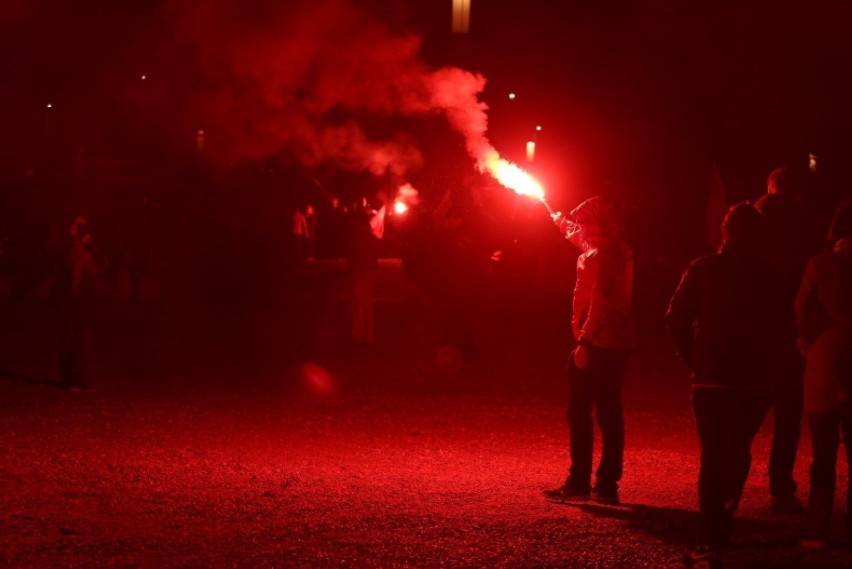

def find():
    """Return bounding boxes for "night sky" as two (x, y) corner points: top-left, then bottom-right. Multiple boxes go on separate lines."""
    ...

(3, 0), (852, 238)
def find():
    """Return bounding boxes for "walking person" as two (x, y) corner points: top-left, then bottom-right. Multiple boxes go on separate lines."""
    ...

(667, 203), (786, 569)
(52, 214), (108, 392)
(755, 166), (821, 512)
(348, 200), (380, 344)
(796, 198), (852, 548)
(544, 196), (634, 505)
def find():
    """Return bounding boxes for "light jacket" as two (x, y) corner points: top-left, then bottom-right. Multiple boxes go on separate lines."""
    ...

(796, 238), (852, 413)
(565, 197), (634, 351)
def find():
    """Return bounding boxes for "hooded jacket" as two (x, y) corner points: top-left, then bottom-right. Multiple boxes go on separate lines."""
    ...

(567, 197), (634, 351)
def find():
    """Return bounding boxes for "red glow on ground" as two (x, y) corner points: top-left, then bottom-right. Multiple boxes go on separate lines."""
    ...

(298, 361), (337, 395)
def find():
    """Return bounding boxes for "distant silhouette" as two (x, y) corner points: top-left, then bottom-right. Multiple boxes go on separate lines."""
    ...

(292, 208), (309, 261)
(795, 197), (852, 548)
(348, 200), (380, 344)
(321, 197), (348, 259)
(755, 166), (821, 513)
(304, 204), (317, 261)
(667, 203), (786, 568)
(544, 196), (634, 506)
(51, 214), (108, 392)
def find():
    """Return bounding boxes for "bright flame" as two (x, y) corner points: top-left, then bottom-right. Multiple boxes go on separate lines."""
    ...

(392, 182), (418, 216)
(482, 150), (544, 201)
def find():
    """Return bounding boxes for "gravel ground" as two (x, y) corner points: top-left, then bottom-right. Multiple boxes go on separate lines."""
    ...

(0, 261), (850, 568)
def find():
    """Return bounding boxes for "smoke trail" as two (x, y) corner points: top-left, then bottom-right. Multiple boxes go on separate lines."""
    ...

(167, 0), (499, 178)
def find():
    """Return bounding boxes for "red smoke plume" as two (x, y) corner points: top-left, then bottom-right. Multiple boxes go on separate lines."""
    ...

(167, 0), (497, 179)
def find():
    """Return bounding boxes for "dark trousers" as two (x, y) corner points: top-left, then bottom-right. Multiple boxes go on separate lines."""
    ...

(57, 300), (95, 388)
(769, 353), (804, 497)
(567, 346), (630, 490)
(693, 388), (771, 547)
(806, 403), (852, 539)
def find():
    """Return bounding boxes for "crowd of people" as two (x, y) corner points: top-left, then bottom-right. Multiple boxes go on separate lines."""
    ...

(543, 167), (851, 569)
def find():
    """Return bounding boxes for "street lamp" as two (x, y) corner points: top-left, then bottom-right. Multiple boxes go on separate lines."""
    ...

(452, 0), (471, 33)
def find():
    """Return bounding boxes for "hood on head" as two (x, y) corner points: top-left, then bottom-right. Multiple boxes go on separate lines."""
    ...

(569, 196), (619, 235)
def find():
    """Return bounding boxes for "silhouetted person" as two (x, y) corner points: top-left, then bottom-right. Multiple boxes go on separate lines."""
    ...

(348, 201), (380, 344)
(431, 201), (491, 360)
(322, 197), (348, 259)
(292, 207), (308, 261)
(667, 203), (786, 569)
(52, 215), (108, 392)
(795, 197), (852, 548)
(304, 204), (317, 260)
(544, 196), (634, 505)
(755, 166), (820, 512)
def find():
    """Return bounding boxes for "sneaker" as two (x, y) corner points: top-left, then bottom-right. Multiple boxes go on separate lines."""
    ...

(543, 484), (591, 501)
(771, 495), (806, 514)
(684, 545), (722, 569)
(67, 383), (96, 393)
(592, 485), (620, 505)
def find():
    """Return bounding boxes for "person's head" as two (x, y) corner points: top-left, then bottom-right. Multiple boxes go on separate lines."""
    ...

(68, 214), (92, 244)
(827, 197), (852, 247)
(569, 196), (619, 244)
(766, 166), (804, 202)
(721, 202), (763, 249)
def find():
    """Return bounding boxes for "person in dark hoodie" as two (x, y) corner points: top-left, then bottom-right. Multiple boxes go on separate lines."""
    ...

(544, 196), (634, 505)
(667, 202), (786, 569)
(52, 214), (108, 392)
(754, 166), (821, 513)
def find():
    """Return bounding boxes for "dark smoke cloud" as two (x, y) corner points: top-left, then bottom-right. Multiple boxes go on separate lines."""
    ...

(167, 0), (493, 178)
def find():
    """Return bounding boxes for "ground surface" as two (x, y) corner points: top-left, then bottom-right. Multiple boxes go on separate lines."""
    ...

(1, 260), (850, 568)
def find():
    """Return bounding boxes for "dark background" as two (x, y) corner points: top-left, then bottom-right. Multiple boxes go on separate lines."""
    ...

(1, 0), (851, 310)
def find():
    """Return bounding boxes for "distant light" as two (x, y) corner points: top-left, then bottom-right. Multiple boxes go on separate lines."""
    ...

(526, 141), (536, 162)
(536, 125), (542, 131)
(452, 0), (471, 34)
(46, 103), (52, 109)
(508, 93), (516, 100)
(809, 152), (818, 172)
(393, 201), (408, 215)
(141, 74), (147, 80)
